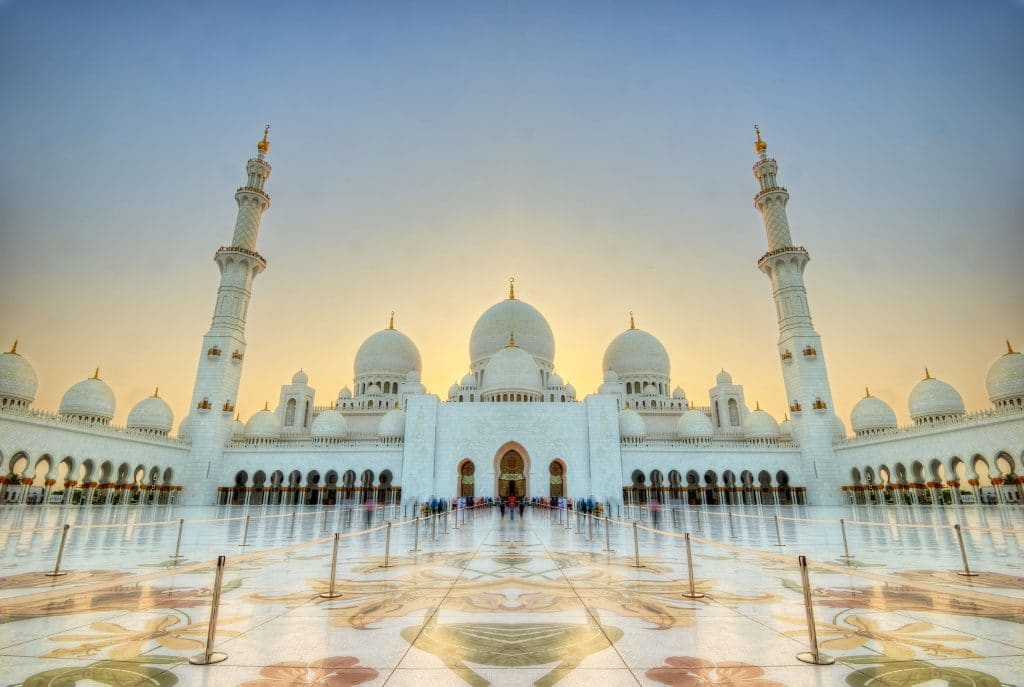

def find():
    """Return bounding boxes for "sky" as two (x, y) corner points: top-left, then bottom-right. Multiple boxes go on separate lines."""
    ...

(1, 1), (1022, 429)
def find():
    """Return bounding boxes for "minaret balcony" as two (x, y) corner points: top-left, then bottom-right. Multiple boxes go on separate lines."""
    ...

(757, 245), (808, 270)
(231, 350), (244, 363)
(235, 186), (270, 203)
(215, 246), (268, 270)
(753, 186), (788, 204)
(780, 350), (793, 363)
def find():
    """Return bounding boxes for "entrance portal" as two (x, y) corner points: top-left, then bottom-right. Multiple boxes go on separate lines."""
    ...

(497, 449), (526, 498)
(459, 460), (475, 498)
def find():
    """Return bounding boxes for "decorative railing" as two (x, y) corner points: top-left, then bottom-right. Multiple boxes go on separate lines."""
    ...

(757, 245), (808, 266)
(753, 186), (788, 203)
(625, 432), (797, 449)
(0, 405), (188, 447)
(216, 245), (266, 263)
(235, 186), (270, 202)
(226, 432), (402, 450)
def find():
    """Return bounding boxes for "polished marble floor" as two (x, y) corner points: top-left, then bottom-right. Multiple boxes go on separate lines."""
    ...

(1, 503), (1022, 686)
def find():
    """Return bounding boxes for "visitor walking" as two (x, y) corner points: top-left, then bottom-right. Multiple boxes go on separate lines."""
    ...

(508, 495), (517, 522)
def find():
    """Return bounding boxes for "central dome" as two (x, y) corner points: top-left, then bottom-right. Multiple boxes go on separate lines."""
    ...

(603, 328), (670, 378)
(355, 328), (422, 377)
(470, 297), (554, 366)
(482, 343), (543, 397)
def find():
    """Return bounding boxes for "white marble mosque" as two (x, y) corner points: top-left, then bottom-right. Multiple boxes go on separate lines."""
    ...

(1, 127), (1022, 512)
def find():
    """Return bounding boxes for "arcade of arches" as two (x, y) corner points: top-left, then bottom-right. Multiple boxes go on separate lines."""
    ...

(216, 468), (399, 507)
(625, 468), (806, 506)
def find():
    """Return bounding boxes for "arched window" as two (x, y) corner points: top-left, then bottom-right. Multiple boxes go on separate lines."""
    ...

(285, 398), (297, 426)
(728, 398), (740, 426)
(714, 401), (721, 428)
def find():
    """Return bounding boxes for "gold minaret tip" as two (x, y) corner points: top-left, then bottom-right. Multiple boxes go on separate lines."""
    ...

(263, 401), (270, 411)
(924, 367), (932, 380)
(508, 330), (517, 347)
(629, 311), (636, 330)
(783, 412), (789, 421)
(754, 124), (767, 154)
(257, 124), (270, 154)
(7, 339), (17, 355)
(508, 276), (515, 300)
(154, 386), (159, 398)
(864, 386), (871, 397)
(236, 413), (241, 421)
(1007, 339), (1016, 355)
(388, 311), (395, 330)
(92, 367), (100, 380)
(755, 400), (761, 411)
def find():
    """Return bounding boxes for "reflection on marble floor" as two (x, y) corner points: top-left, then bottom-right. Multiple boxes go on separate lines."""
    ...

(1, 504), (1022, 686)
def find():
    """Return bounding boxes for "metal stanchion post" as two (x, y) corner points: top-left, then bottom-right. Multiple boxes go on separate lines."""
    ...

(673, 507), (679, 529)
(287, 511), (297, 539)
(454, 506), (460, 530)
(681, 533), (704, 599)
(728, 512), (736, 539)
(45, 524), (70, 577)
(320, 533), (342, 599)
(954, 524), (979, 577)
(381, 522), (393, 568)
(410, 516), (421, 552)
(443, 510), (449, 535)
(431, 513), (437, 542)
(322, 508), (329, 533)
(239, 515), (251, 547)
(773, 515), (784, 547)
(795, 555), (835, 665)
(189, 555), (229, 665)
(577, 511), (583, 535)
(630, 521), (644, 568)
(839, 519), (854, 560)
(604, 516), (614, 552)
(588, 513), (593, 542)
(170, 518), (185, 559)
(694, 507), (703, 533)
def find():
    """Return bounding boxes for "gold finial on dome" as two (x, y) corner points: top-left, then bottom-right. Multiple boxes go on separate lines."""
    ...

(236, 413), (241, 421)
(924, 367), (932, 380)
(864, 386), (871, 397)
(257, 124), (270, 155)
(1007, 339), (1017, 355)
(388, 311), (395, 330)
(92, 367), (101, 380)
(7, 339), (17, 355)
(508, 276), (515, 300)
(783, 412), (789, 421)
(754, 124), (767, 154)
(507, 330), (517, 347)
(755, 400), (761, 411)
(629, 311), (636, 330)
(154, 386), (159, 398)
(263, 401), (270, 411)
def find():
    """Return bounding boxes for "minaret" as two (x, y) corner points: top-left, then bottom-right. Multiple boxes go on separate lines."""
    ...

(752, 127), (840, 502)
(182, 127), (272, 504)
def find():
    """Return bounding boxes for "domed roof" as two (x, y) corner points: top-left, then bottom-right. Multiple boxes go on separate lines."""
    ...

(405, 370), (421, 383)
(743, 407), (780, 439)
(672, 386), (686, 400)
(470, 295), (555, 366)
(178, 415), (192, 440)
(0, 342), (38, 404)
(355, 327), (422, 377)
(618, 408), (646, 438)
(676, 409), (713, 439)
(908, 370), (964, 422)
(230, 415), (245, 439)
(460, 373), (477, 388)
(379, 408), (406, 438)
(548, 373), (564, 388)
(779, 415), (792, 439)
(311, 409), (348, 439)
(365, 383), (382, 396)
(126, 390), (174, 433)
(603, 326), (670, 378)
(448, 383), (461, 398)
(833, 415), (847, 440)
(291, 369), (309, 385)
(338, 386), (352, 399)
(986, 342), (1024, 405)
(244, 408), (281, 439)
(716, 369), (733, 385)
(482, 342), (542, 394)
(59, 370), (116, 421)
(603, 370), (619, 383)
(564, 383), (576, 397)
(850, 390), (898, 434)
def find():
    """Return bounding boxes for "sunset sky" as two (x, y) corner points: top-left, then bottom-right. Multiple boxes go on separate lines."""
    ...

(1, 1), (1021, 429)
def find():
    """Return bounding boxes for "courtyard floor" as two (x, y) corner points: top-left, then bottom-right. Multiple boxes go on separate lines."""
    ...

(0, 502), (1021, 686)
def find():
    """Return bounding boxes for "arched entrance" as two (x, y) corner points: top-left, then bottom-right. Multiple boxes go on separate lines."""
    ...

(495, 443), (529, 498)
(459, 460), (475, 498)
(549, 460), (565, 499)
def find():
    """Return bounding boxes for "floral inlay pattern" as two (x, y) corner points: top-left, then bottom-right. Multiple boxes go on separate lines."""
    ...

(238, 656), (378, 687)
(646, 656), (785, 686)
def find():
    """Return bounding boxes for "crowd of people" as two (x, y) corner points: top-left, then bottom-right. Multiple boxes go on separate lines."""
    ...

(417, 495), (605, 521)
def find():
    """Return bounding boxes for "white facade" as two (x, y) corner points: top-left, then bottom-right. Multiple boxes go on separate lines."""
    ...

(2, 129), (1022, 510)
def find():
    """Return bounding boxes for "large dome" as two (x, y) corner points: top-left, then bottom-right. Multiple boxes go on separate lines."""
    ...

(59, 371), (116, 422)
(354, 328), (422, 377)
(244, 408), (281, 440)
(482, 343), (543, 395)
(908, 371), (964, 422)
(850, 391), (898, 434)
(986, 343), (1024, 406)
(603, 327), (670, 378)
(470, 297), (555, 366)
(311, 409), (348, 440)
(743, 408), (780, 439)
(676, 409), (713, 439)
(379, 408), (406, 438)
(127, 391), (174, 434)
(618, 408), (646, 439)
(0, 343), (38, 406)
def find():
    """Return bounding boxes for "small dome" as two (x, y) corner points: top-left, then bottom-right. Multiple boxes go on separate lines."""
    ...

(986, 343), (1024, 406)
(618, 408), (646, 438)
(672, 386), (686, 400)
(482, 344), (542, 395)
(405, 370), (421, 383)
(291, 369), (309, 385)
(908, 372), (965, 422)
(178, 415), (192, 440)
(779, 415), (792, 439)
(59, 372), (116, 422)
(603, 370), (619, 383)
(548, 373), (564, 388)
(379, 408), (406, 438)
(0, 343), (38, 405)
(603, 328), (670, 378)
(365, 383), (382, 396)
(716, 369), (733, 385)
(448, 383), (461, 398)
(355, 328), (422, 378)
(743, 408), (780, 439)
(311, 409), (348, 439)
(244, 409), (281, 439)
(676, 410), (713, 439)
(470, 297), (555, 366)
(833, 415), (847, 440)
(338, 386), (352, 399)
(460, 373), (477, 388)
(851, 392), (898, 434)
(564, 383), (576, 397)
(126, 392), (174, 433)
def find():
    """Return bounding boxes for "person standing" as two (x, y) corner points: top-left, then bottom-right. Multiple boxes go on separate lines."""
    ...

(508, 494), (517, 522)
